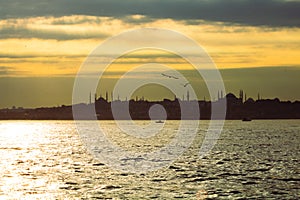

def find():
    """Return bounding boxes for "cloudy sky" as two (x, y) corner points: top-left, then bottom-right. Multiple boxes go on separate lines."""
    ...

(0, 0), (299, 108)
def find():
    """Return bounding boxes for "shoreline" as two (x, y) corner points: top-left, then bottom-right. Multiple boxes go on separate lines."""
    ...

(1, 118), (300, 121)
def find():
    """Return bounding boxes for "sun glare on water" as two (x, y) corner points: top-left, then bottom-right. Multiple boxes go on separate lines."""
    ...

(0, 121), (61, 198)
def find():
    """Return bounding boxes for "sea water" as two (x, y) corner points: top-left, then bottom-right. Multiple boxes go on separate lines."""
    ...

(0, 120), (299, 199)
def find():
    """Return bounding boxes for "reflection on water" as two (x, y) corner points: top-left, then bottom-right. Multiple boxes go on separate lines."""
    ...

(0, 120), (299, 199)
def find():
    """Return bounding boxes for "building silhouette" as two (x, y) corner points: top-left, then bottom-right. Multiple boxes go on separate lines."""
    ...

(0, 90), (299, 120)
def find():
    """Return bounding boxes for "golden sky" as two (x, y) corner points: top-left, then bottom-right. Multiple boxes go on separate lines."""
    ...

(0, 15), (299, 77)
(0, 0), (299, 107)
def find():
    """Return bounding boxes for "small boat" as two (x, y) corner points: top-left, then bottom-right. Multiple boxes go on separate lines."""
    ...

(155, 120), (164, 123)
(242, 117), (252, 122)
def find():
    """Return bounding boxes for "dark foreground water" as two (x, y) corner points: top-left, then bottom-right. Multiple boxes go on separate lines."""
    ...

(0, 120), (299, 199)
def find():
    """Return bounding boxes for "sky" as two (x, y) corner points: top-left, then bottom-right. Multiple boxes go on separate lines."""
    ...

(0, 0), (300, 108)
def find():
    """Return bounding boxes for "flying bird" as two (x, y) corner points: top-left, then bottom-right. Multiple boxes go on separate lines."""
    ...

(181, 82), (190, 87)
(161, 73), (179, 79)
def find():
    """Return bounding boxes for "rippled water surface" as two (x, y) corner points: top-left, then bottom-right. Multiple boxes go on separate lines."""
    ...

(0, 120), (299, 199)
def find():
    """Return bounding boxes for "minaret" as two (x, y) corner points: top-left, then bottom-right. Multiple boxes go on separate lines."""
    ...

(239, 90), (244, 103)
(89, 92), (91, 104)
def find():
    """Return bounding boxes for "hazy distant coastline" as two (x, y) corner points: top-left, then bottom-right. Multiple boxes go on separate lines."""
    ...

(1, 92), (299, 120)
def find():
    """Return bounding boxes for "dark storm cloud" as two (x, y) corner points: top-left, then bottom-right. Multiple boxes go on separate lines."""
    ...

(0, 0), (299, 27)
